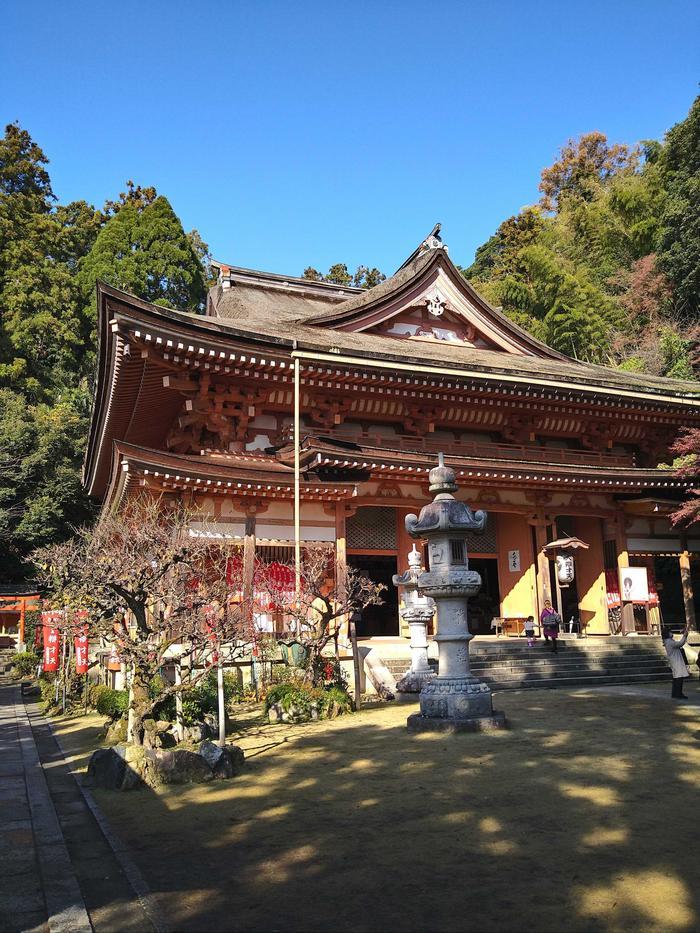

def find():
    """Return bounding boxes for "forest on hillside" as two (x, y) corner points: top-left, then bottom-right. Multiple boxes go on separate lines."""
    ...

(0, 93), (698, 581)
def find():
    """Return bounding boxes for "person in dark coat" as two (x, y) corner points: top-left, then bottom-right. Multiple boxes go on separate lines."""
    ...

(663, 624), (690, 699)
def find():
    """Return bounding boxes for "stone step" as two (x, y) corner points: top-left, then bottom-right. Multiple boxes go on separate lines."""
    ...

(471, 661), (670, 677)
(488, 672), (672, 690)
(384, 654), (668, 674)
(470, 644), (667, 657)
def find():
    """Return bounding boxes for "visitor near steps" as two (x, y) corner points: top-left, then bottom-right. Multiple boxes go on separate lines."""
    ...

(540, 600), (561, 654)
(524, 615), (536, 648)
(663, 624), (691, 700)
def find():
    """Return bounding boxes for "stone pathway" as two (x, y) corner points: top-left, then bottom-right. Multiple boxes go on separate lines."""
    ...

(0, 682), (89, 933)
(0, 682), (158, 932)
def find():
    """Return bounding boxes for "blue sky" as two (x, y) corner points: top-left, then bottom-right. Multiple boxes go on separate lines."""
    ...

(2, 1), (698, 277)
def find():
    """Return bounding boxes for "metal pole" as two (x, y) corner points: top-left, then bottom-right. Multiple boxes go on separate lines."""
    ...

(293, 356), (301, 613)
(174, 658), (184, 742)
(61, 631), (67, 714)
(350, 620), (361, 711)
(217, 657), (226, 748)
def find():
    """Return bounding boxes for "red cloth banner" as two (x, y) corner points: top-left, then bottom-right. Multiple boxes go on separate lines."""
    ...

(605, 570), (621, 609)
(646, 565), (660, 608)
(41, 611), (63, 672)
(74, 613), (89, 675)
(257, 562), (295, 612)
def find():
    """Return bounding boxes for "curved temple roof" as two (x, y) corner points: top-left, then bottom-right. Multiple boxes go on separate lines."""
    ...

(85, 232), (700, 504)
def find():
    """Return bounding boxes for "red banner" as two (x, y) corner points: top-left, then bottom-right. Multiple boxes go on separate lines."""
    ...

(106, 646), (121, 672)
(605, 570), (621, 609)
(41, 611), (63, 672)
(73, 611), (89, 674)
(74, 634), (89, 673)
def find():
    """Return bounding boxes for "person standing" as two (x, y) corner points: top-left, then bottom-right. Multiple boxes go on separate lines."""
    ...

(663, 624), (690, 699)
(540, 599), (561, 654)
(524, 615), (536, 648)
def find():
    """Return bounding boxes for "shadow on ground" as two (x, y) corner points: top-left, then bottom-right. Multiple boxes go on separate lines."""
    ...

(55, 687), (700, 933)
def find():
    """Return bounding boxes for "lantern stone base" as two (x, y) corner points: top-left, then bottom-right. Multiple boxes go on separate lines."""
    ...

(407, 712), (507, 733)
(406, 676), (507, 733)
(395, 668), (436, 694)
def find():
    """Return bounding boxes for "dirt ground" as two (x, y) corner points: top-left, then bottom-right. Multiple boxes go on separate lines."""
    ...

(53, 685), (700, 933)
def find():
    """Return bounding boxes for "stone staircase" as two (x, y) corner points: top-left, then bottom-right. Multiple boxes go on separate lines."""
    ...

(382, 637), (674, 691)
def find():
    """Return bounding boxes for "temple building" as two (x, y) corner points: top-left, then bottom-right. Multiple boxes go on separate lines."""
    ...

(84, 230), (700, 641)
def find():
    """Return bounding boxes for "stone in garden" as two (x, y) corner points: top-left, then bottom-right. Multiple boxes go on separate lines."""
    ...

(104, 718), (128, 745)
(200, 740), (245, 778)
(182, 723), (207, 743)
(155, 729), (177, 749)
(199, 739), (225, 769)
(84, 747), (127, 789)
(156, 748), (213, 784)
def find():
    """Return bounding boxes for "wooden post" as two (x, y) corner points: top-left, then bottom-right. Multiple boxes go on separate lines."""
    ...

(335, 502), (347, 651)
(174, 658), (184, 741)
(679, 534), (696, 632)
(533, 513), (551, 615)
(350, 620), (361, 711)
(19, 598), (26, 649)
(243, 513), (256, 620)
(615, 511), (635, 635)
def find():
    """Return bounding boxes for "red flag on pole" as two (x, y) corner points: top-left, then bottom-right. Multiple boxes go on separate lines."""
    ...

(41, 611), (62, 672)
(73, 611), (89, 674)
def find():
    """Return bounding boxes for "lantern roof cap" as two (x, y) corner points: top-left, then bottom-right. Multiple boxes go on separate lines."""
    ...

(541, 536), (590, 556)
(406, 454), (487, 539)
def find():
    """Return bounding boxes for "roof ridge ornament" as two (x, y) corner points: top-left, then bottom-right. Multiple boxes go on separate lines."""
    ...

(419, 223), (446, 255)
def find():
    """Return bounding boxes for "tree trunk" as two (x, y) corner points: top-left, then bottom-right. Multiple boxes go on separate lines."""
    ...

(128, 672), (151, 747)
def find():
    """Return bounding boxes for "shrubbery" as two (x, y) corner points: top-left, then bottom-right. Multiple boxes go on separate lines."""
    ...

(39, 675), (57, 708)
(264, 670), (354, 722)
(88, 684), (128, 719)
(151, 670), (242, 725)
(11, 651), (39, 678)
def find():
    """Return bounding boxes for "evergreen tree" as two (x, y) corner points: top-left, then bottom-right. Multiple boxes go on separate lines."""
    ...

(79, 192), (206, 315)
(303, 263), (385, 288)
(657, 96), (700, 318)
(465, 97), (700, 377)
(0, 127), (208, 582)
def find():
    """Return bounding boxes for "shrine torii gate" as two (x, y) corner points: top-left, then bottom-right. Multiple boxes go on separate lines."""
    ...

(0, 592), (40, 648)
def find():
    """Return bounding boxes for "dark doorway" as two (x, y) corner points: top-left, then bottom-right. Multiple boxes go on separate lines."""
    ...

(348, 555), (399, 636)
(467, 558), (501, 635)
(653, 556), (685, 626)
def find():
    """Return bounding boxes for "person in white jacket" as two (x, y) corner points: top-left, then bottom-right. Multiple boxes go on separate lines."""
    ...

(663, 624), (690, 699)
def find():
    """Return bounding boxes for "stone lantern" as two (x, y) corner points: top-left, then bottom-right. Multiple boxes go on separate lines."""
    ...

(393, 544), (436, 694)
(404, 454), (506, 733)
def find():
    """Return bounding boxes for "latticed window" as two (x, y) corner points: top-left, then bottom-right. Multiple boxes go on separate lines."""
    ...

(347, 507), (397, 550)
(465, 514), (496, 554)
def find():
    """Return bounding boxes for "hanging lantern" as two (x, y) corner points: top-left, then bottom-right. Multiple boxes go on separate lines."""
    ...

(556, 553), (575, 587)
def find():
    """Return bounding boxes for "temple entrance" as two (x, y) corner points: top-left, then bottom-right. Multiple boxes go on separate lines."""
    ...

(653, 556), (685, 626)
(467, 558), (501, 635)
(348, 555), (399, 637)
